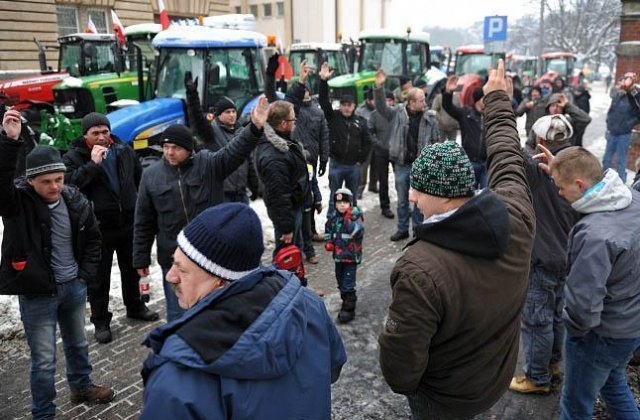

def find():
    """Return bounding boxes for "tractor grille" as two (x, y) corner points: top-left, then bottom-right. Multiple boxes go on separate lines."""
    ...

(54, 88), (95, 119)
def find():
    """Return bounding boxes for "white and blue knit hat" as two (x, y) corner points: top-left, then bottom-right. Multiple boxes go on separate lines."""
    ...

(176, 203), (264, 281)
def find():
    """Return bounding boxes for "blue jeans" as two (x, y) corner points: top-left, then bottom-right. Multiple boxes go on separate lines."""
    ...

(471, 161), (488, 189)
(394, 164), (423, 233)
(19, 279), (93, 419)
(602, 131), (631, 183)
(161, 266), (185, 322)
(328, 160), (360, 209)
(560, 331), (640, 420)
(335, 262), (357, 295)
(521, 266), (566, 385)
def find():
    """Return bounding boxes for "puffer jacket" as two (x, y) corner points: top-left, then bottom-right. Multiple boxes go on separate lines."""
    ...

(255, 124), (309, 234)
(140, 267), (347, 420)
(324, 206), (364, 264)
(62, 135), (141, 230)
(378, 90), (535, 417)
(0, 136), (101, 295)
(133, 124), (261, 269)
(373, 85), (441, 165)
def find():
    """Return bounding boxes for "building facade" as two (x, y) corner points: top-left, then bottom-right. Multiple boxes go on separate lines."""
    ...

(0, 0), (230, 71)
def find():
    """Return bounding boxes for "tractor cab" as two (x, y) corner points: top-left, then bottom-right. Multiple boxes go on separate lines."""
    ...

(289, 42), (348, 93)
(58, 33), (120, 77)
(539, 52), (579, 86)
(453, 45), (504, 106)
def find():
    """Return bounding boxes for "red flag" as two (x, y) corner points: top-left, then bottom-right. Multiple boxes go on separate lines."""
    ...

(86, 16), (97, 34)
(111, 10), (126, 47)
(158, 0), (170, 30)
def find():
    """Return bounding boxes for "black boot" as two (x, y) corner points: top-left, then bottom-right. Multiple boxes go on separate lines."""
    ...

(338, 292), (357, 323)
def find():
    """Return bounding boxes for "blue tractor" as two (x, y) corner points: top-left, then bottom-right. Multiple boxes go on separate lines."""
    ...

(107, 25), (268, 163)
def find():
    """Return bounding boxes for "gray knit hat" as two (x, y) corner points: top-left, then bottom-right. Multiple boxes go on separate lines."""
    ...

(82, 112), (110, 135)
(26, 145), (66, 178)
(410, 141), (475, 198)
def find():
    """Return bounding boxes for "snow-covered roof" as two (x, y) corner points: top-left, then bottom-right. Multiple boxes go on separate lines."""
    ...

(203, 14), (257, 31)
(359, 29), (430, 44)
(125, 23), (163, 36)
(58, 33), (114, 43)
(290, 42), (343, 52)
(152, 25), (266, 48)
(456, 44), (485, 54)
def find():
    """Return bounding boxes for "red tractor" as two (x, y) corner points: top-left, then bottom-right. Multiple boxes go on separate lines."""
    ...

(537, 52), (580, 87)
(452, 45), (504, 106)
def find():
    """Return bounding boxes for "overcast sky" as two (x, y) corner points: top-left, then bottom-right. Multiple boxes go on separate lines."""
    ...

(387, 0), (539, 29)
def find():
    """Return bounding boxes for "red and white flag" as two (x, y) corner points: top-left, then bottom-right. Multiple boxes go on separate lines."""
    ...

(111, 10), (126, 47)
(158, 0), (170, 30)
(86, 16), (97, 34)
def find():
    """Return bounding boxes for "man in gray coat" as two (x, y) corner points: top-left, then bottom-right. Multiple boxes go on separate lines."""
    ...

(368, 90), (396, 219)
(373, 68), (441, 241)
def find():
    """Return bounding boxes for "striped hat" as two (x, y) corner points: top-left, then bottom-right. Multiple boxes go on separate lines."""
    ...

(26, 145), (66, 178)
(176, 203), (264, 281)
(410, 141), (476, 198)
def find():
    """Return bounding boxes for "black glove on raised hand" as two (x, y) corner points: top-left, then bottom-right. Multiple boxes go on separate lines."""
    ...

(318, 161), (327, 177)
(266, 53), (280, 77)
(184, 71), (198, 93)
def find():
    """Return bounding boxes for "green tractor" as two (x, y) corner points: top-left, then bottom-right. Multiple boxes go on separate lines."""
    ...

(327, 28), (432, 106)
(40, 24), (162, 151)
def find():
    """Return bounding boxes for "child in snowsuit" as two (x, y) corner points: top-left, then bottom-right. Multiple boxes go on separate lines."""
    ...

(324, 188), (364, 323)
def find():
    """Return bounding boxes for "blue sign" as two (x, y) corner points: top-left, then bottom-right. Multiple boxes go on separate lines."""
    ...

(484, 16), (507, 41)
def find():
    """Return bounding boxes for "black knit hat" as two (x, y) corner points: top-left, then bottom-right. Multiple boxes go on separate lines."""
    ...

(26, 145), (66, 178)
(385, 90), (395, 100)
(177, 203), (264, 281)
(159, 124), (194, 152)
(215, 97), (236, 115)
(82, 112), (110, 135)
(410, 141), (475, 198)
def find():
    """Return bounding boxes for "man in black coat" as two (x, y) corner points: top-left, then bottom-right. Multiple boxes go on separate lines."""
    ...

(63, 113), (158, 344)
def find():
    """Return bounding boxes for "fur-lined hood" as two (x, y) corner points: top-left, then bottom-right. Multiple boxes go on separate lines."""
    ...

(263, 123), (309, 159)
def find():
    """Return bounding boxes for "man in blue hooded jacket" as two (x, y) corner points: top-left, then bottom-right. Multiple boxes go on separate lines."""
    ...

(139, 203), (346, 419)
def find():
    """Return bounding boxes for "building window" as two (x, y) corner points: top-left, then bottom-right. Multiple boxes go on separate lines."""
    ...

(277, 2), (284, 16)
(87, 10), (108, 33)
(263, 3), (272, 17)
(56, 6), (79, 36)
(249, 5), (258, 17)
(234, 6), (241, 13)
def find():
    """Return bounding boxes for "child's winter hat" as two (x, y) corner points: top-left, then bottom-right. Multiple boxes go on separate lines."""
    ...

(176, 203), (264, 281)
(334, 188), (353, 204)
(410, 141), (476, 198)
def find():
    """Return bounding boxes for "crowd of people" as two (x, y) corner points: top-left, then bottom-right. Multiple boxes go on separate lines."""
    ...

(1, 55), (640, 420)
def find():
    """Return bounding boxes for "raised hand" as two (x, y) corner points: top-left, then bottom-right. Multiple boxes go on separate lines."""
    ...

(2, 109), (21, 141)
(445, 75), (459, 93)
(482, 59), (507, 96)
(251, 95), (269, 130)
(375, 68), (386, 87)
(184, 71), (198, 93)
(299, 59), (312, 85)
(266, 52), (280, 77)
(506, 77), (514, 100)
(533, 144), (555, 175)
(319, 62), (333, 81)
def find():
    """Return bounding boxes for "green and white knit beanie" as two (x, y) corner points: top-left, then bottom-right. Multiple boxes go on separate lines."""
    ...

(410, 141), (476, 198)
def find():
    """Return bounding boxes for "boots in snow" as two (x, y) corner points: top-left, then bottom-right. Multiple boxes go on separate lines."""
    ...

(338, 293), (357, 323)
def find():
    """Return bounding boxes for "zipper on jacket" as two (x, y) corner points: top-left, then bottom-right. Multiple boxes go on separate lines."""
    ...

(177, 167), (190, 223)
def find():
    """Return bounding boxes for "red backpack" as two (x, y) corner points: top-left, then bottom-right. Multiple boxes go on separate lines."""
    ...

(273, 245), (305, 280)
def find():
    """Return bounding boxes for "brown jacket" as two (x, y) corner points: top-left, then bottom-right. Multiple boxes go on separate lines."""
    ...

(378, 90), (535, 416)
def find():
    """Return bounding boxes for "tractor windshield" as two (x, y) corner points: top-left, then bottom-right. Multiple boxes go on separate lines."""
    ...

(455, 53), (493, 77)
(360, 40), (403, 74)
(155, 47), (264, 112)
(59, 40), (117, 77)
(544, 57), (574, 77)
(290, 50), (347, 77)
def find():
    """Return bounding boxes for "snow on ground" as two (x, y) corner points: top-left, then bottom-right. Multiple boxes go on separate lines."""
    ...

(0, 81), (614, 355)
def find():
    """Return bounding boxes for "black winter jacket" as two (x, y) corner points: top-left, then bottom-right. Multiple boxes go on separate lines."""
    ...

(255, 124), (309, 234)
(443, 91), (486, 163)
(318, 79), (371, 165)
(133, 124), (262, 269)
(0, 136), (101, 295)
(62, 135), (141, 230)
(185, 89), (259, 197)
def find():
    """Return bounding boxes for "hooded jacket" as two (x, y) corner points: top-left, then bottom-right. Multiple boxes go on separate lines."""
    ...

(140, 267), (347, 420)
(564, 170), (640, 339)
(378, 90), (535, 417)
(373, 85), (441, 166)
(0, 136), (101, 295)
(62, 135), (141, 230)
(133, 124), (261, 269)
(255, 124), (309, 234)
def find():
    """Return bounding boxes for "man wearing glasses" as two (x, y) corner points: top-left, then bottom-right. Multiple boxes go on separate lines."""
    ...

(602, 72), (640, 183)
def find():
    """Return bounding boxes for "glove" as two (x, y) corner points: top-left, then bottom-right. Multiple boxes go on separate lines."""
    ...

(318, 161), (327, 177)
(315, 203), (323, 214)
(324, 242), (334, 252)
(266, 53), (280, 77)
(184, 71), (198, 93)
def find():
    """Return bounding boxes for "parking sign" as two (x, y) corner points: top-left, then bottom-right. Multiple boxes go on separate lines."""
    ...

(484, 16), (507, 42)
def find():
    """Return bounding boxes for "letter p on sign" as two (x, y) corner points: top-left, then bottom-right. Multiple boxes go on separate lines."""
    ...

(483, 16), (507, 42)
